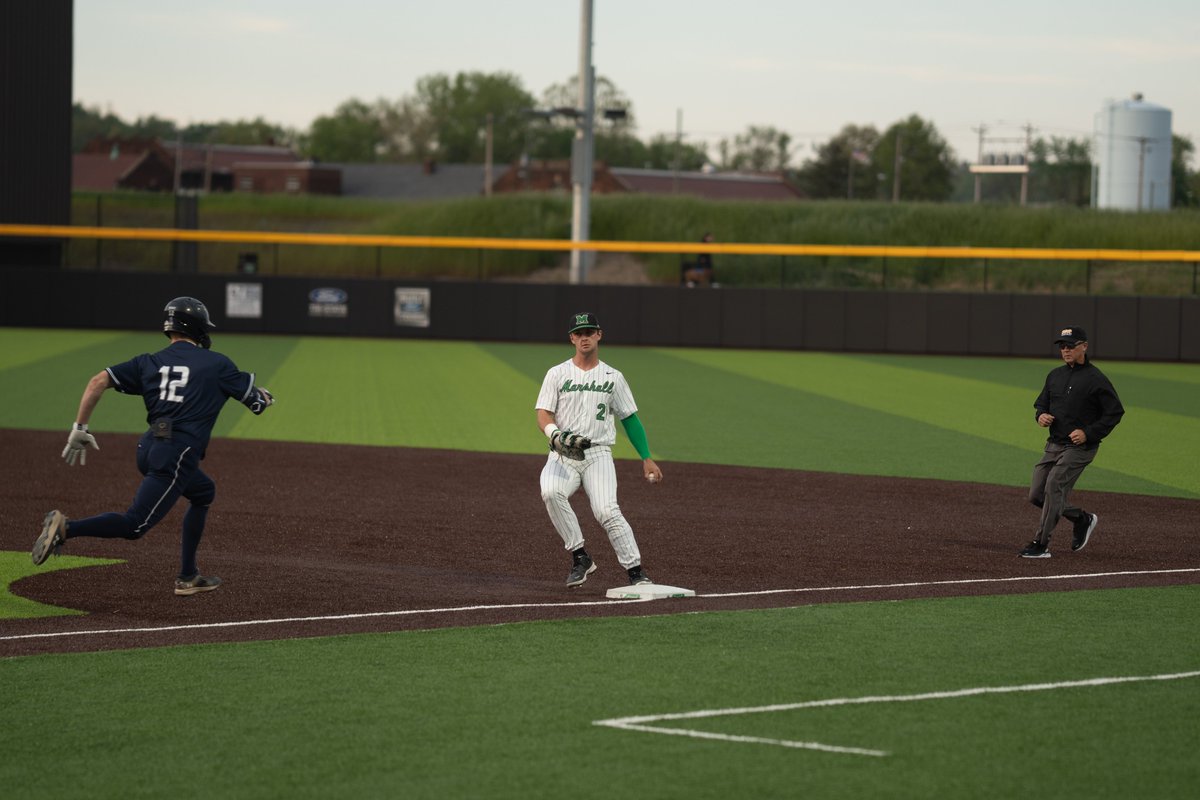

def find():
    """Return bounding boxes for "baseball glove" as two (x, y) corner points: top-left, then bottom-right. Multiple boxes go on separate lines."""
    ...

(550, 430), (591, 461)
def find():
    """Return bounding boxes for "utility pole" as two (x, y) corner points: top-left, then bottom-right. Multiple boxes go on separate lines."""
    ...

(891, 130), (902, 202)
(672, 108), (682, 194)
(972, 123), (986, 203)
(484, 113), (494, 197)
(568, 0), (595, 285)
(1020, 123), (1033, 206)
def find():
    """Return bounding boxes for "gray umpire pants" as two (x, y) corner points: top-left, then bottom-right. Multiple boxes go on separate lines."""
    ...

(1029, 442), (1096, 545)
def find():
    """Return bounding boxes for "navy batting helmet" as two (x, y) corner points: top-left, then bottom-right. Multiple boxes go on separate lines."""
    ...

(163, 297), (216, 349)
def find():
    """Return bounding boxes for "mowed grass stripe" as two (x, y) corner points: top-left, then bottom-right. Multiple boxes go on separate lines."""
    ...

(1, 586), (1196, 798)
(0, 328), (130, 372)
(652, 347), (1199, 497)
(231, 337), (542, 452)
(2, 330), (1195, 496)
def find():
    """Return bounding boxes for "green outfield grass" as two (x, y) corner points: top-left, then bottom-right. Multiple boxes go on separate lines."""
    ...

(2, 328), (1198, 798)
(2, 328), (1197, 497)
(1, 587), (1197, 798)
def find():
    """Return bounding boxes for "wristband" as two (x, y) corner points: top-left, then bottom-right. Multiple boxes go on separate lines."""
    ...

(543, 423), (560, 439)
(74, 423), (89, 432)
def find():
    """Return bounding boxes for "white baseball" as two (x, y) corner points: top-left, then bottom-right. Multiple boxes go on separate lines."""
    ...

(647, 474), (659, 483)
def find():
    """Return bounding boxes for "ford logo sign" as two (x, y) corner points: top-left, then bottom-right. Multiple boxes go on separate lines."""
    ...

(309, 287), (348, 303)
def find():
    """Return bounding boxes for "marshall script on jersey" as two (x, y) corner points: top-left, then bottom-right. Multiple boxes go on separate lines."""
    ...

(561, 379), (615, 394)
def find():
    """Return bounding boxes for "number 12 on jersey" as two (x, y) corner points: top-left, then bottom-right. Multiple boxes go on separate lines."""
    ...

(158, 366), (190, 402)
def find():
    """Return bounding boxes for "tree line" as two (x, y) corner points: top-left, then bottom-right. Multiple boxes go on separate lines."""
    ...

(73, 70), (1199, 207)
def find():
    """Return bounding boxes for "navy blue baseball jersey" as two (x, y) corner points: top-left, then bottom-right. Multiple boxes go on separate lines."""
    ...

(106, 341), (260, 455)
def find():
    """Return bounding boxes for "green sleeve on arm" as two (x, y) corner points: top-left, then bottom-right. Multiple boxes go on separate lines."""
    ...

(620, 413), (652, 460)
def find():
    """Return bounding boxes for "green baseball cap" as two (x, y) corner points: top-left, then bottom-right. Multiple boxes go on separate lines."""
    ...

(568, 312), (600, 333)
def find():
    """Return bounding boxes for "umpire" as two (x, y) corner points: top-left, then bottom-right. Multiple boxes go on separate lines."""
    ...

(31, 297), (275, 595)
(1020, 325), (1124, 558)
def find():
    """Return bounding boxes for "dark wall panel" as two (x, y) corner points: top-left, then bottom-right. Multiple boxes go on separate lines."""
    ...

(1135, 297), (1180, 361)
(844, 292), (887, 352)
(1011, 295), (1056, 356)
(1093, 297), (1138, 360)
(678, 290), (723, 347)
(886, 293), (927, 353)
(0, 1), (73, 266)
(1, 268), (1196, 361)
(512, 284), (559, 342)
(969, 295), (1012, 354)
(1182, 298), (1200, 362)
(804, 291), (846, 351)
(720, 289), (764, 349)
(762, 291), (805, 350)
(926, 294), (970, 354)
(638, 289), (681, 346)
(358, 281), (405, 339)
(426, 282), (474, 341)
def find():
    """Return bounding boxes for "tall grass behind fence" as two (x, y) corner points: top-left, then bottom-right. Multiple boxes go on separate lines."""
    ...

(53, 191), (1200, 292)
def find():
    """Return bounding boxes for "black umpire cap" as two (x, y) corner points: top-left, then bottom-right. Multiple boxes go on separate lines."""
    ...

(1054, 325), (1087, 345)
(568, 312), (600, 333)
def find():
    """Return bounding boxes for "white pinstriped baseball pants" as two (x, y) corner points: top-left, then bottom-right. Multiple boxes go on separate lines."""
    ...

(539, 445), (642, 569)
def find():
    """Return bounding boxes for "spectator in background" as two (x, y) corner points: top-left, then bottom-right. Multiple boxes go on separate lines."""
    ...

(681, 232), (716, 288)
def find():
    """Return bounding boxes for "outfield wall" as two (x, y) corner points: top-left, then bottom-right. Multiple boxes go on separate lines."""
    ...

(2, 267), (1196, 361)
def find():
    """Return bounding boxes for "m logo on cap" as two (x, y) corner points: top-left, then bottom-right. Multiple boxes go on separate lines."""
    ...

(576, 314), (591, 326)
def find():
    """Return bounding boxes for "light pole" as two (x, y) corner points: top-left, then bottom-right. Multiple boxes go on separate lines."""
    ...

(569, 0), (595, 284)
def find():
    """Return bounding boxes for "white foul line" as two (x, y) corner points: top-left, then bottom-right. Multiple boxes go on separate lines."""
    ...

(2, 566), (1198, 644)
(700, 567), (1200, 598)
(593, 670), (1200, 757)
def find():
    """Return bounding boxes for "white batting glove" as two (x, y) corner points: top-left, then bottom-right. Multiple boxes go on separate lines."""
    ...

(62, 424), (99, 466)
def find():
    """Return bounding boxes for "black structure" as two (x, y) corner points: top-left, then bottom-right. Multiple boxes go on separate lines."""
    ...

(0, 1), (73, 268)
(0, 268), (1196, 362)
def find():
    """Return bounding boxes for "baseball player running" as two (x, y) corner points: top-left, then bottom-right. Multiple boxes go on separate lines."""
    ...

(30, 297), (275, 596)
(536, 312), (663, 587)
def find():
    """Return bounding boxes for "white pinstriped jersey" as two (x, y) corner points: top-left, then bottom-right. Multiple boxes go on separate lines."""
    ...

(535, 359), (637, 446)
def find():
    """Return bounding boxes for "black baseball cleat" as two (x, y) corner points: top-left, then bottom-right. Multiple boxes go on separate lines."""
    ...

(1019, 540), (1051, 559)
(626, 565), (652, 585)
(1072, 513), (1098, 552)
(31, 510), (68, 566)
(174, 574), (223, 596)
(566, 551), (595, 587)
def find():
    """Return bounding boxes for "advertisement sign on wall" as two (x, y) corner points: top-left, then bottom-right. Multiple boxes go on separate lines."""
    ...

(226, 282), (263, 319)
(394, 287), (431, 328)
(309, 287), (349, 318)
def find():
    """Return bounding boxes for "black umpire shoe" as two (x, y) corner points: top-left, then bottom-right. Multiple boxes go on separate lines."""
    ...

(1019, 540), (1051, 559)
(566, 550), (595, 587)
(627, 565), (652, 585)
(1072, 513), (1099, 552)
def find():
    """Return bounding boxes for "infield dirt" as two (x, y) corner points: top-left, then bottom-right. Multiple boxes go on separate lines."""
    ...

(3, 429), (1197, 657)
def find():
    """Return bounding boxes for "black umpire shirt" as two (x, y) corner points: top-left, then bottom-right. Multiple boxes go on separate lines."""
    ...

(1033, 359), (1125, 450)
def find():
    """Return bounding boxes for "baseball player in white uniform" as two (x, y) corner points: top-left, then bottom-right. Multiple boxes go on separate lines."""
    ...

(536, 312), (663, 588)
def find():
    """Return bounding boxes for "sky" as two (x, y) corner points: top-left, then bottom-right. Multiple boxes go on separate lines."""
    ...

(75, 0), (1200, 164)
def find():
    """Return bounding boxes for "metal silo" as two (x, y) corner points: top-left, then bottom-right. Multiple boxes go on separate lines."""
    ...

(1092, 93), (1173, 211)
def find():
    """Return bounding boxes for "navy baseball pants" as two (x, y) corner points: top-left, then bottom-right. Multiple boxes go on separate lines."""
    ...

(63, 431), (216, 578)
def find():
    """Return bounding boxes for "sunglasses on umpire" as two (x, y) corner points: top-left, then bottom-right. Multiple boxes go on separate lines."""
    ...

(1058, 342), (1082, 350)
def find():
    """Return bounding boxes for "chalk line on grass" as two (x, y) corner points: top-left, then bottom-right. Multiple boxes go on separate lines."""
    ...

(2, 566), (1197, 644)
(593, 670), (1200, 757)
